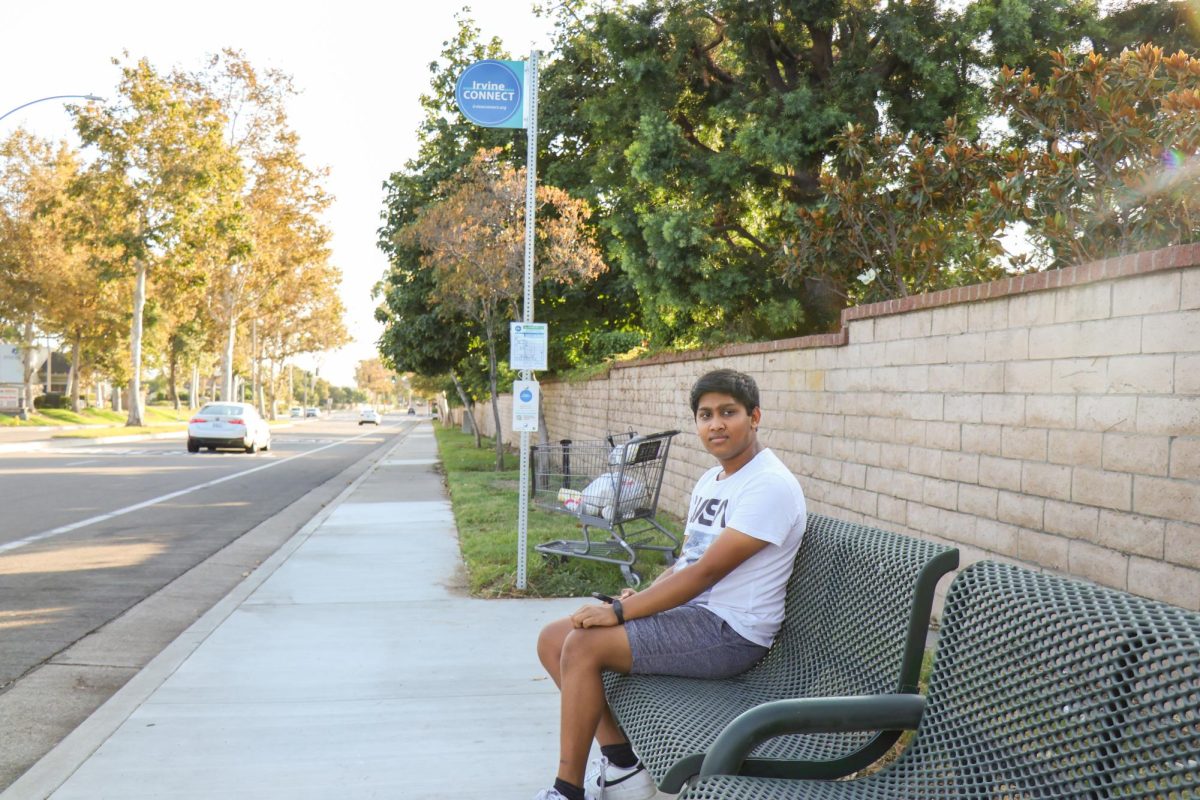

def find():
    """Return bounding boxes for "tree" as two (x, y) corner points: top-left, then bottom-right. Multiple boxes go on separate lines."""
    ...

(354, 358), (398, 405)
(32, 145), (123, 412)
(191, 50), (325, 404)
(534, 0), (1125, 344)
(790, 120), (1011, 304)
(257, 251), (348, 417)
(0, 131), (69, 411)
(403, 148), (605, 469)
(1088, 0), (1200, 59)
(376, 12), (637, 401)
(994, 45), (1200, 266)
(72, 56), (243, 426)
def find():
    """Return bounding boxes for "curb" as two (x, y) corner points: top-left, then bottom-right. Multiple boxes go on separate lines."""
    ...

(0, 430), (184, 454)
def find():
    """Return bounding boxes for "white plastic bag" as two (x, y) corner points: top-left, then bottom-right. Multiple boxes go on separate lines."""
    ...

(581, 471), (648, 520)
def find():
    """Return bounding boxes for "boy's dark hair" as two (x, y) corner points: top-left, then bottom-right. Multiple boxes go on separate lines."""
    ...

(689, 369), (760, 415)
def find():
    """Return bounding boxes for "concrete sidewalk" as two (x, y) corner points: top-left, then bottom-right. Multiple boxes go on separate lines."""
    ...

(3, 422), (585, 799)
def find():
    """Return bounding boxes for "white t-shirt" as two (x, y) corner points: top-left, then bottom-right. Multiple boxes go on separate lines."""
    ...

(674, 448), (807, 647)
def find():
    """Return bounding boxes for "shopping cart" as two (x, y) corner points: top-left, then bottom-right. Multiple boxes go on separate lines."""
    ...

(532, 430), (681, 587)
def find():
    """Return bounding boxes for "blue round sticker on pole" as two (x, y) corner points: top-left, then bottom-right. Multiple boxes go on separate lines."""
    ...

(455, 60), (525, 128)
(519, 388), (534, 402)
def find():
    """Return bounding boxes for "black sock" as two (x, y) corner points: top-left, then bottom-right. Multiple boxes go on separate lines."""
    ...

(553, 778), (585, 800)
(600, 742), (639, 769)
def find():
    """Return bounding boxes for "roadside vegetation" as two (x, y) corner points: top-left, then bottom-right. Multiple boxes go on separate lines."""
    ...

(0, 404), (191, 435)
(378, 2), (1200, 436)
(1, 51), (349, 425)
(434, 424), (680, 598)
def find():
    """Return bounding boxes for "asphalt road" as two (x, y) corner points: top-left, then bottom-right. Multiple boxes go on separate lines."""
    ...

(0, 411), (422, 789)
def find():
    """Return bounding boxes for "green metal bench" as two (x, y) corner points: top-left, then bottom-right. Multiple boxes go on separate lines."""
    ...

(685, 560), (1200, 799)
(602, 514), (959, 793)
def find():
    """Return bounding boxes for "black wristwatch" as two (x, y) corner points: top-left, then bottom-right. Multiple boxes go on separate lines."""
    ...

(611, 598), (626, 625)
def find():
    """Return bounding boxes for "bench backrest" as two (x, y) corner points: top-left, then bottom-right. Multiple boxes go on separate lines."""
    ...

(740, 514), (958, 698)
(890, 561), (1200, 797)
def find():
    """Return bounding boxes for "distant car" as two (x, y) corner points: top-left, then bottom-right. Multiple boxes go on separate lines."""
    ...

(359, 408), (382, 425)
(407, 407), (416, 415)
(289, 406), (303, 418)
(305, 407), (320, 418)
(188, 402), (271, 454)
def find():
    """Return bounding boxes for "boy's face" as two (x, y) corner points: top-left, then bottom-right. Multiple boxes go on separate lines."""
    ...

(694, 391), (760, 463)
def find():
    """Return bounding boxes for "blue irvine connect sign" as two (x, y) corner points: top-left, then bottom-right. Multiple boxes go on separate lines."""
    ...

(455, 60), (525, 129)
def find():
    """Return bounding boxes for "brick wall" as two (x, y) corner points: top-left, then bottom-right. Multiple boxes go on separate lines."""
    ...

(474, 245), (1200, 611)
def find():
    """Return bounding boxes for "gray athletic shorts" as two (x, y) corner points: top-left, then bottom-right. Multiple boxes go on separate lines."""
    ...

(624, 603), (769, 678)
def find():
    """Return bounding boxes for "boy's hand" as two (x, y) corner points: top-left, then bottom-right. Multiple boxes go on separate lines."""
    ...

(571, 603), (619, 628)
(618, 588), (637, 600)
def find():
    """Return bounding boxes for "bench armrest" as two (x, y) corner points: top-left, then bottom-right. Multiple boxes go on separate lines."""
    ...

(699, 694), (927, 779)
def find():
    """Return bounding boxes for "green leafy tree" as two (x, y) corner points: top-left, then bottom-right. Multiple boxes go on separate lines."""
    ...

(1091, 0), (1200, 58)
(377, 12), (639, 389)
(72, 56), (243, 426)
(535, 0), (1126, 343)
(791, 119), (1011, 304)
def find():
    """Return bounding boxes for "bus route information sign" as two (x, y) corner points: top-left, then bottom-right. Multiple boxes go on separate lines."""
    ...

(510, 322), (548, 371)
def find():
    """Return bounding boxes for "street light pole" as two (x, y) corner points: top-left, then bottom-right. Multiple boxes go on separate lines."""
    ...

(0, 94), (104, 125)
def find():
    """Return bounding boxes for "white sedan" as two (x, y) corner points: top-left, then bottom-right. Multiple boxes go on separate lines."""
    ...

(358, 408), (382, 425)
(187, 402), (272, 454)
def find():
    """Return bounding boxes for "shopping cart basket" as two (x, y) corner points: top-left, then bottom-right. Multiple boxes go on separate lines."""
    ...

(532, 430), (681, 587)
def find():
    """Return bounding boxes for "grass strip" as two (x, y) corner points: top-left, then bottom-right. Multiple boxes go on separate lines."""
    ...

(434, 424), (681, 598)
(1, 404), (192, 429)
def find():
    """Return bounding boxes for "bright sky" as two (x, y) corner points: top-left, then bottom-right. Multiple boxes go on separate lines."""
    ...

(0, 1), (555, 386)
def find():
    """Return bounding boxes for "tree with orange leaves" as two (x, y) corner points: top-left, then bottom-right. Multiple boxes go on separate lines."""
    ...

(405, 147), (605, 470)
(994, 45), (1200, 267)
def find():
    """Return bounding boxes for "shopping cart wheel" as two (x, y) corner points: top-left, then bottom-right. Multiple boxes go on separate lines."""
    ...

(620, 566), (641, 588)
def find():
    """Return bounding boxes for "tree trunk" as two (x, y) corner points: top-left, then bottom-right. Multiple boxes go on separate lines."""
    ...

(70, 332), (83, 413)
(537, 394), (550, 447)
(222, 313), (238, 403)
(169, 347), (180, 411)
(485, 328), (504, 471)
(264, 359), (277, 420)
(449, 370), (481, 448)
(126, 260), (147, 426)
(190, 362), (200, 410)
(20, 318), (36, 413)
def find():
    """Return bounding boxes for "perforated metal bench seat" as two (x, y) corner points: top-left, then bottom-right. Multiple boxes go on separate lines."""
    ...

(684, 560), (1200, 799)
(602, 514), (959, 792)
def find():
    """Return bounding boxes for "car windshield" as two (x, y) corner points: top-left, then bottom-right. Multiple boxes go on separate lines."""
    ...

(199, 404), (247, 416)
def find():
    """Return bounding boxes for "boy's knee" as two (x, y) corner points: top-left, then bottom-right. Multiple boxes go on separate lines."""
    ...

(537, 617), (570, 659)
(560, 628), (604, 672)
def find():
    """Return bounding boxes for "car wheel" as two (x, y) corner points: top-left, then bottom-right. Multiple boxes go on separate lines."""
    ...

(187, 439), (199, 453)
(245, 440), (258, 454)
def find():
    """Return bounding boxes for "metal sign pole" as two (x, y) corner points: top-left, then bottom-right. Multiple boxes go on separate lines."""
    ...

(516, 49), (539, 590)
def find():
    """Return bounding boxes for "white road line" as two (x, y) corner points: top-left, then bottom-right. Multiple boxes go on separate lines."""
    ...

(63, 459), (99, 467)
(0, 429), (393, 556)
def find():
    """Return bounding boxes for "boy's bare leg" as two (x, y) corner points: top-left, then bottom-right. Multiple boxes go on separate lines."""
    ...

(537, 619), (634, 784)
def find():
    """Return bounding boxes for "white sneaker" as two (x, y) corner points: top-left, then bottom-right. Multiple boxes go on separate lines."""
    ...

(533, 790), (570, 800)
(584, 756), (657, 800)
